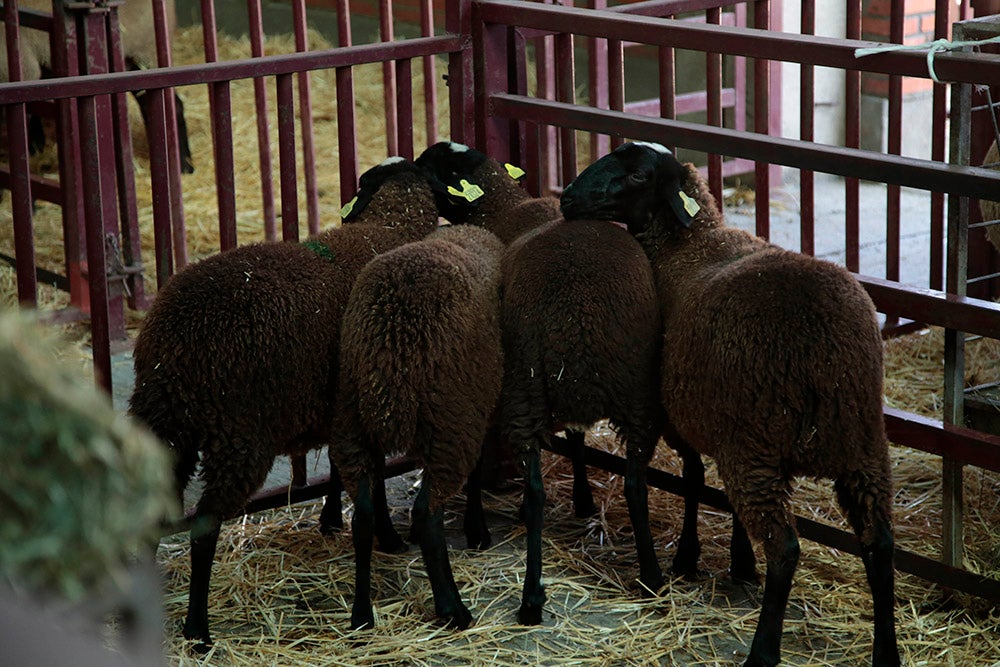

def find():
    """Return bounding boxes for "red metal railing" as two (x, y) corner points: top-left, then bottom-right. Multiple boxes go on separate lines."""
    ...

(472, 0), (1000, 599)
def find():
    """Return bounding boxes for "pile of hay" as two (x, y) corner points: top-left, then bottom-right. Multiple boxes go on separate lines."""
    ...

(155, 327), (1000, 666)
(0, 310), (177, 602)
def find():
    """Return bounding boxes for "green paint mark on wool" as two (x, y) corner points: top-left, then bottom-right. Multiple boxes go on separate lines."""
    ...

(302, 240), (336, 263)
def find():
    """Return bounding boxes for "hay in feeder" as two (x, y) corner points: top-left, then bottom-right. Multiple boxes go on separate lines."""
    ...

(981, 140), (1000, 253)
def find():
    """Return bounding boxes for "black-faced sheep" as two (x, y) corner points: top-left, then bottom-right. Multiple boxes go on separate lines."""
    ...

(1, 0), (193, 173)
(417, 140), (755, 587)
(561, 142), (900, 667)
(331, 223), (504, 630)
(129, 157), (472, 649)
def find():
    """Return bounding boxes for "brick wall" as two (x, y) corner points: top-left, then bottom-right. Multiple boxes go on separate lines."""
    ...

(861, 0), (958, 96)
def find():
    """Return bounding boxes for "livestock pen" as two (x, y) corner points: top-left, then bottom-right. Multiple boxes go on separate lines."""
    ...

(2, 0), (1000, 664)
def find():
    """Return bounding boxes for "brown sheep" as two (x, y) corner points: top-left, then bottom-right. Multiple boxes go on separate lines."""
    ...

(417, 141), (754, 588)
(332, 223), (504, 630)
(560, 141), (899, 667)
(417, 141), (670, 625)
(129, 157), (473, 650)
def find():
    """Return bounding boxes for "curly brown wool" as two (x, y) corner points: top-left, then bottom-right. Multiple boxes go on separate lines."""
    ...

(129, 159), (444, 650)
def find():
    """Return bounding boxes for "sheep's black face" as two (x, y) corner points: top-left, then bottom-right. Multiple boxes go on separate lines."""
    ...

(415, 141), (492, 223)
(342, 157), (430, 222)
(561, 142), (692, 234)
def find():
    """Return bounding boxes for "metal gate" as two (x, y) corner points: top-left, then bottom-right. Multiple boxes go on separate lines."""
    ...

(3, 0), (1000, 602)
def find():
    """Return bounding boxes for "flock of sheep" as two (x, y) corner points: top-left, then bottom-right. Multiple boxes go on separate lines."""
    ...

(127, 140), (902, 667)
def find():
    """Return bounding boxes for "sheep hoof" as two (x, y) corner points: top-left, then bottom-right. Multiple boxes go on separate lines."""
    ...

(377, 531), (408, 554)
(464, 523), (492, 550)
(350, 609), (376, 631)
(639, 576), (666, 597)
(573, 497), (598, 519)
(517, 602), (544, 625)
(440, 603), (474, 630)
(182, 621), (212, 653)
(730, 564), (760, 586)
(318, 519), (343, 536)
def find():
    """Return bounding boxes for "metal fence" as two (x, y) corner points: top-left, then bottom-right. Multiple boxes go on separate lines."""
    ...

(2, 0), (1000, 601)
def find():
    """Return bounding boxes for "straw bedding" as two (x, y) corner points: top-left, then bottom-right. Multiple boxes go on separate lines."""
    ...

(1, 26), (999, 667)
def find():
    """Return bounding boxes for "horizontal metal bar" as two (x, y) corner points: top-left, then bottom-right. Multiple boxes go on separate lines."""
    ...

(858, 274), (1000, 339)
(0, 34), (466, 105)
(625, 87), (737, 117)
(884, 406), (1000, 473)
(476, 0), (1000, 85)
(544, 438), (1000, 601)
(487, 94), (1000, 200)
(0, 4), (52, 31)
(604, 0), (751, 16)
(0, 251), (70, 290)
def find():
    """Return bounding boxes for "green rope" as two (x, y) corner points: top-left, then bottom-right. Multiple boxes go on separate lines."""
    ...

(855, 35), (1000, 84)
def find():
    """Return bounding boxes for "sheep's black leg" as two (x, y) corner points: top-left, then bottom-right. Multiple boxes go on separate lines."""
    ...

(744, 522), (799, 667)
(835, 473), (900, 667)
(350, 474), (376, 630)
(132, 87), (195, 174)
(28, 114), (46, 155)
(412, 476), (473, 629)
(373, 458), (407, 553)
(567, 429), (598, 518)
(624, 443), (665, 595)
(518, 448), (547, 625)
(463, 454), (492, 550)
(670, 440), (704, 578)
(182, 514), (220, 652)
(318, 465), (345, 535)
(729, 513), (759, 584)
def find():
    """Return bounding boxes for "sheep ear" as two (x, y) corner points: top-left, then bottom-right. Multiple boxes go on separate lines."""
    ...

(668, 189), (699, 228)
(341, 189), (376, 222)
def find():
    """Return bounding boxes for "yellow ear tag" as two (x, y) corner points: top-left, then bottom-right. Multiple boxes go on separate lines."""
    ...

(447, 179), (485, 202)
(504, 163), (526, 180)
(340, 196), (358, 218)
(678, 191), (700, 217)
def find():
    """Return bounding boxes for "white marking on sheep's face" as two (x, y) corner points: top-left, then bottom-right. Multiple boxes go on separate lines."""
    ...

(447, 142), (471, 152)
(631, 141), (671, 155)
(379, 156), (406, 166)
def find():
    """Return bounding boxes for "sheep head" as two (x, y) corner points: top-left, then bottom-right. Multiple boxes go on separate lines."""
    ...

(560, 141), (696, 235)
(341, 156), (475, 224)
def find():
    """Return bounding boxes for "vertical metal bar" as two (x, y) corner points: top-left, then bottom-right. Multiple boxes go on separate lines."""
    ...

(79, 96), (112, 393)
(4, 0), (37, 306)
(609, 37), (624, 151)
(201, 0), (237, 251)
(930, 0), (949, 290)
(556, 30), (576, 185)
(706, 7), (723, 205)
(799, 0), (815, 256)
(509, 27), (528, 165)
(381, 0), (399, 156)
(536, 33), (558, 192)
(733, 2), (747, 138)
(151, 0), (186, 268)
(658, 39), (675, 153)
(80, 6), (125, 341)
(845, 0), (861, 271)
(336, 0), (358, 200)
(277, 74), (299, 241)
(419, 0), (438, 145)
(753, 0), (770, 241)
(146, 89), (174, 288)
(886, 0), (903, 287)
(396, 58), (415, 160)
(942, 39), (973, 570)
(472, 5), (510, 160)
(292, 0), (319, 236)
(586, 0), (609, 163)
(50, 0), (87, 312)
(106, 4), (146, 309)
(247, 0), (277, 241)
(447, 0), (474, 145)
